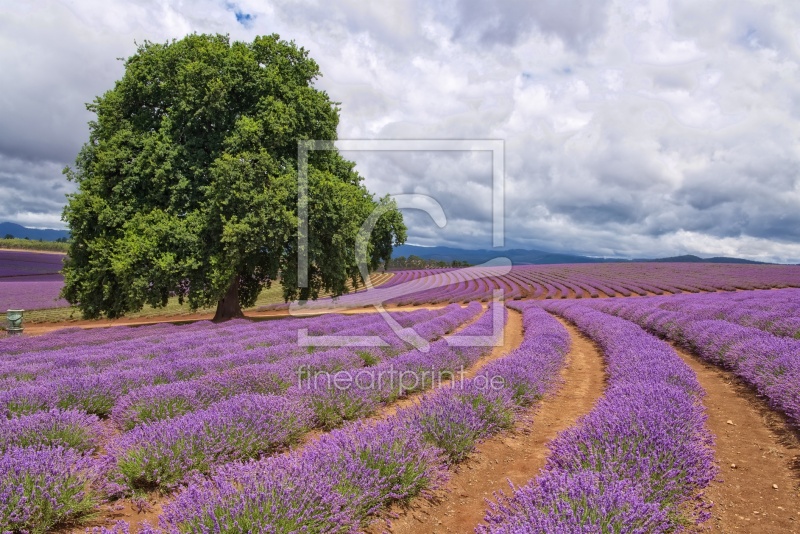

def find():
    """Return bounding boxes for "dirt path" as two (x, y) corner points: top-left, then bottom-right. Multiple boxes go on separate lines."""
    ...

(674, 347), (800, 532)
(22, 303), (454, 336)
(380, 316), (607, 534)
(376, 306), (524, 419)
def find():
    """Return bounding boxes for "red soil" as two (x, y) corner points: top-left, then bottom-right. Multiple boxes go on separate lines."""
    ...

(675, 347), (800, 533)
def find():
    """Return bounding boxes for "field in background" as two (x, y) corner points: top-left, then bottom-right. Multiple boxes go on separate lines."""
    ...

(0, 250), (395, 324)
(264, 262), (800, 310)
(3, 248), (800, 325)
(0, 238), (69, 253)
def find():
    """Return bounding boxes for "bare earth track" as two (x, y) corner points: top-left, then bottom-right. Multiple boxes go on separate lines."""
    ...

(22, 303), (453, 337)
(674, 346), (800, 533)
(379, 316), (607, 533)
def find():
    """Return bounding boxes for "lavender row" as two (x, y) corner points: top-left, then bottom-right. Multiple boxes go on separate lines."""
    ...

(264, 263), (800, 308)
(0, 409), (108, 531)
(414, 302), (571, 463)
(125, 303), (573, 532)
(0, 445), (104, 534)
(590, 294), (800, 427)
(106, 304), (490, 492)
(0, 309), (425, 379)
(0, 307), (475, 417)
(609, 288), (800, 338)
(480, 302), (716, 533)
(0, 408), (104, 453)
(111, 302), (482, 430)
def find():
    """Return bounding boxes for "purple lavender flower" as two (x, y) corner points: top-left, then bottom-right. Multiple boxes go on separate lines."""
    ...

(481, 471), (671, 534)
(0, 445), (103, 533)
(109, 394), (313, 491)
(482, 302), (717, 532)
(151, 420), (446, 533)
(0, 408), (103, 452)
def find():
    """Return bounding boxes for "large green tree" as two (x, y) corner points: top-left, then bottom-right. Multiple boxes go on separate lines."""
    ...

(62, 33), (406, 321)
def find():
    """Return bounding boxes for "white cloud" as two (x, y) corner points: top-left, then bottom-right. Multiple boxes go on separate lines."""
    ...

(1, 0), (800, 262)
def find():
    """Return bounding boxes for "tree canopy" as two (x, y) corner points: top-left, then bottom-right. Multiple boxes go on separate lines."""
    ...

(62, 33), (406, 320)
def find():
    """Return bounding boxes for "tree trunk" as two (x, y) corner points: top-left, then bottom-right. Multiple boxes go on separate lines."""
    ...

(213, 277), (244, 322)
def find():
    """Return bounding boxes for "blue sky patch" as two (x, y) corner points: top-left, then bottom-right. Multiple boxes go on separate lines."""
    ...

(225, 2), (255, 28)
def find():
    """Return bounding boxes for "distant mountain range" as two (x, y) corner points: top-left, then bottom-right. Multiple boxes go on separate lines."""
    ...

(0, 222), (70, 241)
(0, 222), (770, 264)
(393, 245), (768, 265)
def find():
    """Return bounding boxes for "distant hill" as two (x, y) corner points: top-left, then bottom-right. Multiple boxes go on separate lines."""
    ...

(640, 254), (766, 265)
(0, 225), (771, 264)
(392, 245), (600, 265)
(0, 222), (70, 242)
(393, 245), (769, 265)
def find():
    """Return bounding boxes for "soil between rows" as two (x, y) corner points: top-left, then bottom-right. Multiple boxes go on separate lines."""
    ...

(674, 347), (800, 533)
(376, 316), (607, 533)
(22, 304), (456, 337)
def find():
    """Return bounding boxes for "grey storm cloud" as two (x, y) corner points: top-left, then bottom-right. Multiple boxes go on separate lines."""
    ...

(445, 0), (611, 50)
(1, 0), (800, 262)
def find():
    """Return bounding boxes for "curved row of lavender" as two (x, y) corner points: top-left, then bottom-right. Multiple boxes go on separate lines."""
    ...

(262, 263), (800, 310)
(480, 302), (716, 533)
(604, 288), (800, 338)
(105, 305), (491, 493)
(99, 302), (573, 533)
(0, 304), (484, 533)
(0, 306), (476, 415)
(590, 289), (800, 427)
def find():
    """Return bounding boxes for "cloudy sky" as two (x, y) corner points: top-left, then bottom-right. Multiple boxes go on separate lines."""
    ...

(2, 0), (800, 262)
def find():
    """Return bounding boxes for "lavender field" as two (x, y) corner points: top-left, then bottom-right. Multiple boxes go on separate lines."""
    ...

(0, 304), (503, 532)
(4, 244), (800, 314)
(2, 284), (800, 532)
(268, 262), (800, 310)
(0, 250), (68, 311)
(0, 280), (69, 311)
(0, 250), (64, 279)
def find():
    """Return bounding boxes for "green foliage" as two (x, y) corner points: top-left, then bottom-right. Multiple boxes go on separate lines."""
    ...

(306, 389), (377, 430)
(62, 33), (405, 319)
(387, 255), (470, 269)
(356, 350), (379, 366)
(56, 389), (118, 417)
(4, 425), (97, 454)
(121, 398), (197, 431)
